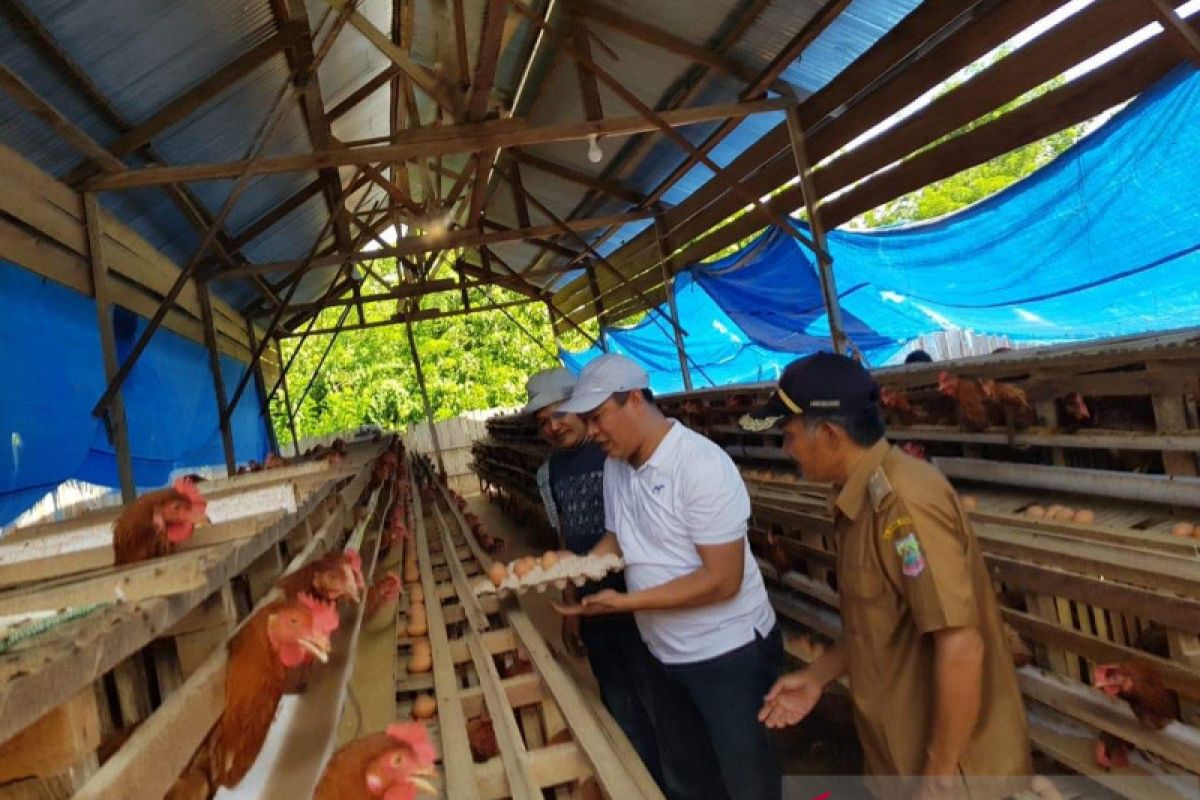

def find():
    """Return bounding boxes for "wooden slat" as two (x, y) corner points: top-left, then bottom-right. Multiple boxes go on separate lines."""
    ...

(83, 98), (792, 190)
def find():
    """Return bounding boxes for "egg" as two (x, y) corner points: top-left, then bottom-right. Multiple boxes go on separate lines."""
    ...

(408, 639), (432, 673)
(409, 584), (424, 603)
(1045, 505), (1064, 518)
(513, 557), (538, 579)
(1192, 526), (1200, 540)
(406, 605), (427, 637)
(1073, 509), (1096, 525)
(412, 694), (437, 719)
(1025, 505), (1046, 519)
(1171, 522), (1194, 538)
(960, 495), (978, 511)
(403, 563), (420, 584)
(488, 562), (508, 587)
(541, 551), (559, 570)
(1054, 506), (1077, 521)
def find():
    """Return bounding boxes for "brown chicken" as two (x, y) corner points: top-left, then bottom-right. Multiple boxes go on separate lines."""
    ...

(167, 593), (340, 798)
(879, 386), (924, 426)
(937, 372), (989, 431)
(466, 713), (499, 762)
(314, 721), (437, 800)
(1093, 731), (1133, 770)
(1094, 661), (1180, 729)
(765, 532), (791, 582)
(277, 549), (365, 605)
(980, 379), (1038, 439)
(365, 572), (403, 622)
(1056, 392), (1092, 432)
(112, 478), (209, 566)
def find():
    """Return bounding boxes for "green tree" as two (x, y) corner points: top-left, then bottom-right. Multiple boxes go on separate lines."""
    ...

(269, 255), (558, 444)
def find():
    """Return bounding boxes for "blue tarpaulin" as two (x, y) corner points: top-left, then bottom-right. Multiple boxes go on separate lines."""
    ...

(563, 64), (1200, 391)
(0, 261), (271, 525)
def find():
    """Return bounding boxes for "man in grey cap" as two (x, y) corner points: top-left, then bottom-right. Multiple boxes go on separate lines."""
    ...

(523, 367), (662, 787)
(554, 354), (782, 800)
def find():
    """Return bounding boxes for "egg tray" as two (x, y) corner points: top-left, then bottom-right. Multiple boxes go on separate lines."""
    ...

(473, 554), (625, 598)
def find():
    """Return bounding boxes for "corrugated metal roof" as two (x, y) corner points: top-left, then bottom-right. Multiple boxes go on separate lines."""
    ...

(0, 0), (929, 322)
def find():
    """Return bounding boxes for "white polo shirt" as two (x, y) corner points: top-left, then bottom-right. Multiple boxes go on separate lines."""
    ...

(603, 422), (776, 664)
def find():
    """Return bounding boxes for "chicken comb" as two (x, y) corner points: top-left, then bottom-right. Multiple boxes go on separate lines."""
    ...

(385, 722), (437, 765)
(343, 548), (362, 571)
(172, 477), (207, 510)
(298, 592), (341, 635)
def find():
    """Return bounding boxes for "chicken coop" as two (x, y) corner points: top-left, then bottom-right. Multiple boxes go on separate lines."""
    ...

(1, 0), (1199, 799)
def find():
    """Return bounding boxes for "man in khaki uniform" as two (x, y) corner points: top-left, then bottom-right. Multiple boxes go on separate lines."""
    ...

(746, 353), (1031, 800)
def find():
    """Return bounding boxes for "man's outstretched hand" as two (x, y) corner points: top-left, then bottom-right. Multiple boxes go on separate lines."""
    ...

(758, 670), (824, 729)
(553, 589), (630, 617)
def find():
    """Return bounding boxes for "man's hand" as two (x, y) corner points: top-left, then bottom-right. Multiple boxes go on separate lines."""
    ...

(757, 670), (824, 729)
(561, 615), (586, 657)
(553, 589), (630, 617)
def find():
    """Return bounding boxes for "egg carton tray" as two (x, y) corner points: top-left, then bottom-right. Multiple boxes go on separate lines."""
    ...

(473, 553), (624, 598)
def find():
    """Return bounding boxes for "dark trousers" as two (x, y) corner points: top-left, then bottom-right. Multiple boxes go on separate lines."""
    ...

(581, 614), (664, 787)
(647, 625), (784, 800)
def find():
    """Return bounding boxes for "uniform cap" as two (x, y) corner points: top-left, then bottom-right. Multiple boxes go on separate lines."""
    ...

(740, 352), (878, 431)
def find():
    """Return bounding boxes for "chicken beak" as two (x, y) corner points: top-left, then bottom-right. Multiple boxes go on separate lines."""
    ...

(298, 634), (331, 663)
(410, 775), (438, 796)
(343, 565), (362, 602)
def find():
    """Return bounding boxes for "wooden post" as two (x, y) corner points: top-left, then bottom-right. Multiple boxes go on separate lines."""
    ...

(246, 321), (279, 456)
(583, 263), (608, 352)
(405, 316), (446, 475)
(653, 212), (692, 391)
(83, 193), (136, 503)
(197, 281), (237, 476)
(786, 104), (847, 355)
(276, 339), (302, 457)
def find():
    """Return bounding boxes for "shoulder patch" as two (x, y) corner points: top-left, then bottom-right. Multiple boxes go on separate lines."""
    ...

(867, 467), (893, 511)
(882, 516), (914, 541)
(894, 532), (927, 578)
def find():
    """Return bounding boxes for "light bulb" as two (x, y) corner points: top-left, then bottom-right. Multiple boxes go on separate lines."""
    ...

(587, 133), (603, 164)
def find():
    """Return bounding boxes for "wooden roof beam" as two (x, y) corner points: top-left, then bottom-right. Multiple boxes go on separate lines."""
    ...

(569, 0), (770, 87)
(0, 65), (125, 172)
(324, 0), (463, 117)
(511, 148), (647, 204)
(1146, 0), (1200, 66)
(63, 33), (290, 185)
(215, 210), (651, 278)
(468, 0), (509, 121)
(281, 297), (536, 336)
(553, 0), (1074, 315)
(84, 98), (790, 190)
(272, 0), (356, 258)
(562, 30), (1186, 326)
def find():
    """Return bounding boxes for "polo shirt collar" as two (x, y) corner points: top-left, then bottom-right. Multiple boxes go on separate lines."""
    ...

(833, 438), (891, 522)
(636, 420), (681, 475)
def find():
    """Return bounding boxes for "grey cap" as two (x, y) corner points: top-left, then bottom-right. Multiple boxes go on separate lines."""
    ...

(556, 353), (649, 415)
(521, 368), (577, 415)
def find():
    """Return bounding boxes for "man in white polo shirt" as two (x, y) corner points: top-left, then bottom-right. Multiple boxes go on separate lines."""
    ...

(555, 353), (782, 800)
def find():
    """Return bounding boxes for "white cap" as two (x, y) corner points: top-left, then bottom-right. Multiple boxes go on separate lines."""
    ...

(557, 354), (649, 414)
(522, 368), (577, 414)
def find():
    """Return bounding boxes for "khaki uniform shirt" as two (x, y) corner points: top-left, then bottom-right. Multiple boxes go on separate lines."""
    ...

(833, 440), (1032, 800)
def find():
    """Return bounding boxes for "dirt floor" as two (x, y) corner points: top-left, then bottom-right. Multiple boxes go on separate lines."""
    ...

(463, 491), (866, 782)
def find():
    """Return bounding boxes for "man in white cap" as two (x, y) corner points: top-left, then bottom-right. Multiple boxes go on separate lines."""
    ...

(522, 367), (662, 787)
(554, 354), (782, 800)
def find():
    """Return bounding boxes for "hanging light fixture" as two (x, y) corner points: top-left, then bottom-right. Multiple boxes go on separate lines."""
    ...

(587, 133), (604, 164)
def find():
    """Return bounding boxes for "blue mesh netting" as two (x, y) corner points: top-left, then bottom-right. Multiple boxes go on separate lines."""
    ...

(563, 65), (1200, 391)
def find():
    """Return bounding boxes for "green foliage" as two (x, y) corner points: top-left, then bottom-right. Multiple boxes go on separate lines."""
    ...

(270, 257), (557, 444)
(849, 51), (1086, 229)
